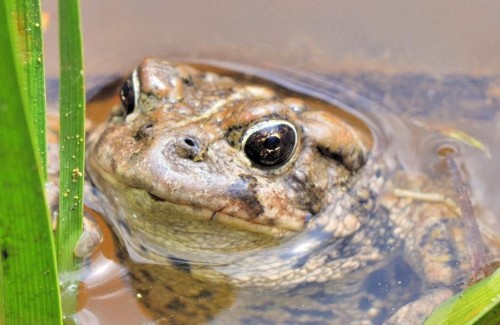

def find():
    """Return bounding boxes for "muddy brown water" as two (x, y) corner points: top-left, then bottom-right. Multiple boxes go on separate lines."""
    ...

(61, 61), (499, 324)
(41, 1), (500, 323)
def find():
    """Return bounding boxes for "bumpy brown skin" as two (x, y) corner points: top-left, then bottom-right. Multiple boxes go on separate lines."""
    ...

(86, 59), (469, 324)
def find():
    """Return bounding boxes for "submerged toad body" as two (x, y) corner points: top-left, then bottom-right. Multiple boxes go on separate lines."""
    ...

(86, 59), (469, 323)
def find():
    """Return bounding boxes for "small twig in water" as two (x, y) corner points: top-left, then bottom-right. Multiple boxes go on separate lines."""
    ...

(392, 188), (460, 216)
(445, 154), (492, 284)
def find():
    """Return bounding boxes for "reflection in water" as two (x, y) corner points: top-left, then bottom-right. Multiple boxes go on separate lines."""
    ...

(77, 62), (498, 324)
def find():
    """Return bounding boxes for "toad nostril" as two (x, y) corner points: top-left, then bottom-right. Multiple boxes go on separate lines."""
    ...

(184, 138), (196, 147)
(174, 136), (206, 161)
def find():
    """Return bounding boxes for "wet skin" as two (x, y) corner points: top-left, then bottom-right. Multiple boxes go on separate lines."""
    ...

(84, 59), (470, 323)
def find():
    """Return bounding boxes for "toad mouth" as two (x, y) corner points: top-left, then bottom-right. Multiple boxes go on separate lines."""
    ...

(145, 190), (295, 238)
(87, 154), (299, 239)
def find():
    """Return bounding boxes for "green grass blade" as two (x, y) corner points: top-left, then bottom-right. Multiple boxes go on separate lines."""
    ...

(424, 267), (500, 325)
(15, 0), (47, 181)
(56, 0), (85, 318)
(0, 1), (62, 324)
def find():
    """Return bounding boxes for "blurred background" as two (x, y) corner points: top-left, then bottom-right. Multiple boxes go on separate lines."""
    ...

(42, 1), (500, 76)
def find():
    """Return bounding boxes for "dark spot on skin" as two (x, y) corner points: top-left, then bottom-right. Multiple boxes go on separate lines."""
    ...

(288, 172), (322, 214)
(168, 256), (191, 273)
(164, 298), (187, 311)
(195, 289), (213, 299)
(2, 249), (8, 260)
(224, 124), (245, 147)
(318, 146), (346, 168)
(148, 191), (166, 202)
(118, 218), (132, 236)
(446, 259), (460, 268)
(291, 255), (309, 269)
(181, 76), (193, 86)
(418, 222), (453, 252)
(139, 243), (149, 253)
(128, 271), (141, 283)
(134, 123), (154, 141)
(138, 269), (154, 282)
(333, 232), (364, 259)
(265, 219), (276, 226)
(358, 196), (369, 205)
(227, 174), (264, 219)
(286, 278), (320, 294)
(209, 207), (225, 221)
(116, 246), (127, 262)
(307, 288), (336, 305)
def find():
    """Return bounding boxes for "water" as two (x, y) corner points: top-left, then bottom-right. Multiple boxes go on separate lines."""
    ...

(38, 1), (500, 322)
(74, 61), (499, 324)
(42, 1), (500, 76)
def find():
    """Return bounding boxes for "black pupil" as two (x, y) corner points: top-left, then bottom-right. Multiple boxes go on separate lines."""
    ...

(120, 75), (135, 115)
(244, 123), (296, 168)
(263, 136), (281, 150)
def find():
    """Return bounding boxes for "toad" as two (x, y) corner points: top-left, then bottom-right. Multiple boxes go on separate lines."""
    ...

(84, 58), (470, 324)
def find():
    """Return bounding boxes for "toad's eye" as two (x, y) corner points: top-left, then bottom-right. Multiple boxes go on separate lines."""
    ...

(120, 70), (139, 115)
(242, 120), (297, 168)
